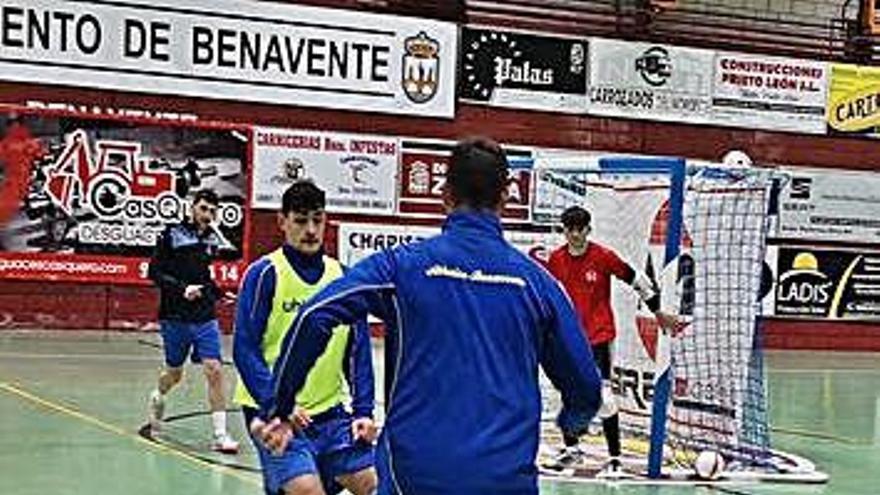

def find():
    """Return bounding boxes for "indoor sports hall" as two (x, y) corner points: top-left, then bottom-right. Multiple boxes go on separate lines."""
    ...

(2, 1), (880, 494)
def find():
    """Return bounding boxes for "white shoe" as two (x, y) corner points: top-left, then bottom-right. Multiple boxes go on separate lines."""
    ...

(541, 446), (585, 472)
(596, 458), (632, 480)
(212, 432), (240, 454)
(147, 390), (165, 433)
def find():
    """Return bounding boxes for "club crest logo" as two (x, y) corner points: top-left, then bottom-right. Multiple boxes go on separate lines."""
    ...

(402, 32), (440, 104)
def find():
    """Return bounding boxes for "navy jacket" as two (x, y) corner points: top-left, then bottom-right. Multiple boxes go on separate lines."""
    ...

(271, 211), (602, 494)
(148, 222), (221, 322)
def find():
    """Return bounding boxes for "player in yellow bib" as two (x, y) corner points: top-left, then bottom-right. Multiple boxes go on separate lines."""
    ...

(232, 180), (377, 495)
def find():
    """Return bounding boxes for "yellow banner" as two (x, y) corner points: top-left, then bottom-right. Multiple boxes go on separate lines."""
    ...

(827, 63), (880, 133)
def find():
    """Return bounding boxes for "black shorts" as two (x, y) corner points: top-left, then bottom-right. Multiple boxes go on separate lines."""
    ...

(591, 341), (612, 379)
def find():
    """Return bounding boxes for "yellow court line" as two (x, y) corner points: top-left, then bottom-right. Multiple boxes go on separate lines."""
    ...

(0, 382), (260, 488)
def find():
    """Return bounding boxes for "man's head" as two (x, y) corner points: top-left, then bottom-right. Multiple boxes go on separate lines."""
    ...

(190, 189), (219, 232)
(444, 137), (509, 212)
(279, 180), (326, 255)
(560, 206), (591, 251)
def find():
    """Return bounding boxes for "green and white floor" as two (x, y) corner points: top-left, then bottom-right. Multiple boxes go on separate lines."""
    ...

(1, 331), (877, 494)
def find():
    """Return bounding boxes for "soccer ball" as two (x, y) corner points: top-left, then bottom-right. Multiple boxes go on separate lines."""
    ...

(722, 150), (753, 168)
(694, 450), (725, 480)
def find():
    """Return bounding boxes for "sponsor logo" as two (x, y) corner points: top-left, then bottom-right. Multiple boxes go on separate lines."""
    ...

(789, 177), (812, 200)
(777, 252), (831, 308)
(828, 84), (880, 132)
(635, 46), (672, 87)
(402, 32), (440, 104)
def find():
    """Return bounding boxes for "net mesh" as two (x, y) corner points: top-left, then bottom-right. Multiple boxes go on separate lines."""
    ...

(534, 161), (774, 475)
(662, 166), (772, 469)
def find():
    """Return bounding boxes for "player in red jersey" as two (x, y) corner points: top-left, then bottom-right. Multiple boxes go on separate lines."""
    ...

(543, 205), (681, 478)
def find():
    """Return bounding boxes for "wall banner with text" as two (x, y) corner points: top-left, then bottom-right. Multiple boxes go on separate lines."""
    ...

(0, 108), (248, 286)
(775, 247), (880, 321)
(460, 27), (588, 113)
(398, 140), (533, 221)
(775, 167), (880, 244)
(0, 0), (457, 118)
(252, 127), (398, 215)
(588, 38), (714, 125)
(712, 52), (828, 134)
(338, 222), (559, 266)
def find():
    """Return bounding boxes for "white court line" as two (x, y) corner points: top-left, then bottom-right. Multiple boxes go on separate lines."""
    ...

(771, 368), (880, 374)
(0, 352), (160, 361)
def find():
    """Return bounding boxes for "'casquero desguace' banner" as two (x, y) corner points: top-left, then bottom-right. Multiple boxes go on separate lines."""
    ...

(0, 107), (249, 286)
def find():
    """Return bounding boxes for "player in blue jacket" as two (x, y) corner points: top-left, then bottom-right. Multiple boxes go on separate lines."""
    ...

(254, 137), (603, 494)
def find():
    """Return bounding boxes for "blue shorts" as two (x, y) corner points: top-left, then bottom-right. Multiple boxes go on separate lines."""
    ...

(159, 319), (222, 367)
(244, 407), (374, 495)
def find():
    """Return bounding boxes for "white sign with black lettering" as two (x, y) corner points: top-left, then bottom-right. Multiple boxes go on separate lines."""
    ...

(589, 38), (714, 124)
(0, 0), (456, 118)
(338, 222), (558, 267)
(252, 127), (398, 215)
(776, 167), (880, 243)
(712, 52), (828, 134)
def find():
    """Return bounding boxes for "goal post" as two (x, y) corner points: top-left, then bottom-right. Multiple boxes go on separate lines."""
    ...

(532, 154), (826, 483)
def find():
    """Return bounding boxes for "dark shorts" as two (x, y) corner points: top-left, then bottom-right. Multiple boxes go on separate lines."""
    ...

(159, 319), (222, 367)
(591, 341), (612, 379)
(243, 407), (374, 495)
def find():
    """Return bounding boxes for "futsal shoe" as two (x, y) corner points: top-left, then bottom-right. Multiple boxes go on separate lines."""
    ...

(212, 432), (240, 454)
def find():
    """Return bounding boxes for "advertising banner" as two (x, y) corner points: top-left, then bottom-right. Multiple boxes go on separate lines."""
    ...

(588, 38), (714, 124)
(776, 167), (880, 244)
(0, 0), (457, 118)
(337, 222), (559, 266)
(398, 141), (532, 222)
(0, 108), (248, 286)
(460, 27), (588, 113)
(827, 63), (880, 137)
(712, 52), (828, 134)
(775, 247), (880, 320)
(252, 127), (398, 215)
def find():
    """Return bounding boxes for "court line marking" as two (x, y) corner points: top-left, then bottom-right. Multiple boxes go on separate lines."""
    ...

(0, 382), (260, 488)
(0, 352), (158, 361)
(771, 368), (880, 374)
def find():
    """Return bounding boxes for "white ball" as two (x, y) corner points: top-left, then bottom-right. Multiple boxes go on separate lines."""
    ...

(694, 450), (725, 480)
(722, 150), (753, 168)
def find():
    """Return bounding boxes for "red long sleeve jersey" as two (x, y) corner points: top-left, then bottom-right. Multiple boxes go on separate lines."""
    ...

(547, 242), (631, 345)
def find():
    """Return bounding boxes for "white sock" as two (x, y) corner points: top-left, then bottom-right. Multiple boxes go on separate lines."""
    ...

(212, 411), (227, 437)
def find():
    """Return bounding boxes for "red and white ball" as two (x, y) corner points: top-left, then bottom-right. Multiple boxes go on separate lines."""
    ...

(694, 450), (725, 480)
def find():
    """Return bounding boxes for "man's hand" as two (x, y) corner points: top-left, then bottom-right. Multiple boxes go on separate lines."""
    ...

(249, 417), (294, 456)
(290, 406), (312, 431)
(351, 417), (378, 443)
(654, 310), (687, 336)
(183, 284), (203, 301)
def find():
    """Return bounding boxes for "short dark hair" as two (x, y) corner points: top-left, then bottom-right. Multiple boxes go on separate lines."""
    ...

(447, 137), (509, 210)
(560, 206), (591, 229)
(281, 180), (325, 215)
(192, 189), (219, 206)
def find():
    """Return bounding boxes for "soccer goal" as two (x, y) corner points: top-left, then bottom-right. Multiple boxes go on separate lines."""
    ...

(533, 155), (827, 484)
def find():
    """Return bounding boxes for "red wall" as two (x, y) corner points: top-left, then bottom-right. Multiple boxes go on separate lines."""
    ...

(0, 81), (878, 349)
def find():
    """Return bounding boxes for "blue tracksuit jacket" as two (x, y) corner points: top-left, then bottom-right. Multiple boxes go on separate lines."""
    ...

(270, 211), (602, 494)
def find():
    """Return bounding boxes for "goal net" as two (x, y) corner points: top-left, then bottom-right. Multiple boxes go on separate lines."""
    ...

(533, 155), (825, 483)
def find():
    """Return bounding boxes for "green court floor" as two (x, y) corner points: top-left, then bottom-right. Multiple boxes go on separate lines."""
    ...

(0, 331), (877, 494)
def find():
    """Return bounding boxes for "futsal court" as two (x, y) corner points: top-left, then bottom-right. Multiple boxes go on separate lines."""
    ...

(0, 330), (877, 495)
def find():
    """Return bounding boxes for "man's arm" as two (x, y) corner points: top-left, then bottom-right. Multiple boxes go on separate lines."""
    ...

(344, 317), (375, 420)
(606, 249), (682, 333)
(268, 251), (396, 421)
(539, 277), (603, 436)
(232, 260), (276, 411)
